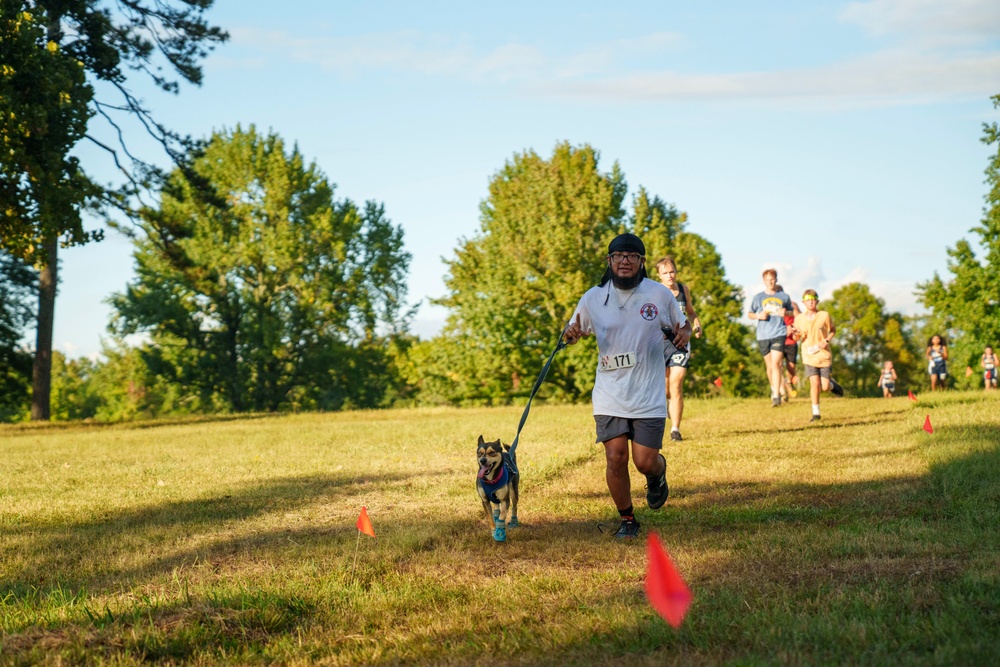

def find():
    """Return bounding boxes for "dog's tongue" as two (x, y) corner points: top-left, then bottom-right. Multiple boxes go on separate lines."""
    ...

(478, 463), (489, 479)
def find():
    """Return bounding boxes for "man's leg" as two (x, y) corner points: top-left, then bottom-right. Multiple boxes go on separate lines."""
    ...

(668, 366), (686, 435)
(603, 435), (633, 512)
(809, 370), (821, 421)
(768, 349), (785, 401)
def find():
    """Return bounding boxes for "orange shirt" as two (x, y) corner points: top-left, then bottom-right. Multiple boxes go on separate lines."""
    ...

(793, 311), (833, 368)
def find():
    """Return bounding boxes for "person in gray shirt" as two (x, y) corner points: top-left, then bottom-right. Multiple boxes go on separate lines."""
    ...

(747, 268), (793, 407)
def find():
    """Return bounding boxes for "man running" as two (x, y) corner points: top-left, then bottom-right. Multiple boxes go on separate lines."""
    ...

(748, 269), (793, 407)
(563, 233), (691, 539)
(656, 256), (702, 442)
(791, 289), (844, 421)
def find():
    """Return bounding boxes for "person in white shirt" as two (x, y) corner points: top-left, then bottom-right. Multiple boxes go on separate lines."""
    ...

(563, 233), (691, 539)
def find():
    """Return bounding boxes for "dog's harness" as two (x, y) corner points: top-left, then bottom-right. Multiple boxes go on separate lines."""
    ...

(506, 327), (568, 474)
(479, 463), (511, 504)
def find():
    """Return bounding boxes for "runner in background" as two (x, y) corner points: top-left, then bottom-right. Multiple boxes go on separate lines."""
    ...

(926, 334), (948, 391)
(747, 269), (794, 407)
(775, 284), (800, 402)
(981, 345), (998, 391)
(656, 257), (702, 441)
(878, 360), (897, 398)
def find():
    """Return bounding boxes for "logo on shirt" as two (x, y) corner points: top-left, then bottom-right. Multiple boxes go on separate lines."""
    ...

(640, 303), (658, 320)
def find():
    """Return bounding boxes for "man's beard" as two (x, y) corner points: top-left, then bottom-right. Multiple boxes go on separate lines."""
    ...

(611, 271), (643, 290)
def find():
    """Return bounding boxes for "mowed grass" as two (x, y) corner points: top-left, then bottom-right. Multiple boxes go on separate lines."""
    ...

(1, 391), (999, 666)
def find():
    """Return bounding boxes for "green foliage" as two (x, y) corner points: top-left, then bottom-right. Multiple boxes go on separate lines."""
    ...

(49, 350), (99, 420)
(824, 282), (920, 395)
(633, 188), (757, 396)
(110, 126), (412, 413)
(429, 142), (626, 405)
(0, 250), (35, 421)
(415, 143), (750, 405)
(0, 1), (101, 261)
(918, 94), (1000, 381)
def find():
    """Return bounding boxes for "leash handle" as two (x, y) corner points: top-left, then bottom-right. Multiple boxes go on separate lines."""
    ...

(508, 324), (570, 467)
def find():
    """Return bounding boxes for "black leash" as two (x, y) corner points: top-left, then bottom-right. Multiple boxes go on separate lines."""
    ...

(507, 327), (569, 473)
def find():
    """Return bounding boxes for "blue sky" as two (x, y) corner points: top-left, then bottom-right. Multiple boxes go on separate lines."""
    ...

(56, 0), (1000, 358)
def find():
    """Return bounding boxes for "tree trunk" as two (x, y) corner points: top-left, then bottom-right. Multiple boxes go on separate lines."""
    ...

(31, 236), (58, 421)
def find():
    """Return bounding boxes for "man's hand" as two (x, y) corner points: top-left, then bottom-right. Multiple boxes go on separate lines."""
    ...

(673, 321), (693, 349)
(563, 313), (589, 345)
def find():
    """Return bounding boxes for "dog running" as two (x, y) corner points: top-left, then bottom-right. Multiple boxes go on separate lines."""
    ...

(476, 435), (519, 542)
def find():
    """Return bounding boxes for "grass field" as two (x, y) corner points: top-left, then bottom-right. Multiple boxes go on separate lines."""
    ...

(1, 391), (999, 665)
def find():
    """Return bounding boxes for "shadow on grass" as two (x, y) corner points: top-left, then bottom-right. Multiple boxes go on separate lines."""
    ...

(0, 470), (428, 597)
(0, 411), (288, 438)
(2, 423), (998, 665)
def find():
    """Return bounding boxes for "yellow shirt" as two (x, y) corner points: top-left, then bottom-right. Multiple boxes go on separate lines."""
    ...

(794, 311), (833, 368)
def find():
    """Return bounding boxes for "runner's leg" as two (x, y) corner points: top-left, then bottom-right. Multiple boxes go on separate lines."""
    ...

(603, 435), (633, 511)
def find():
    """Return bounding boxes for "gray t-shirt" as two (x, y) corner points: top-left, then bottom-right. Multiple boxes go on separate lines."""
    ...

(750, 290), (792, 341)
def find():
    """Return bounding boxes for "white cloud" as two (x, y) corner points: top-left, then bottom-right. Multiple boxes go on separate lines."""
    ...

(841, 0), (1000, 46)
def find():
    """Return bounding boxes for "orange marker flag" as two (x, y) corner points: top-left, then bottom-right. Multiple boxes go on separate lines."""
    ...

(645, 532), (693, 629)
(922, 415), (933, 434)
(908, 390), (917, 402)
(965, 366), (974, 377)
(713, 377), (723, 388)
(356, 506), (376, 537)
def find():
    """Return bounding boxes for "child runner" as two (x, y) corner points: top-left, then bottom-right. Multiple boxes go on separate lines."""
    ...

(775, 284), (800, 402)
(981, 345), (998, 391)
(926, 334), (948, 391)
(656, 257), (703, 442)
(748, 269), (794, 407)
(791, 289), (844, 422)
(878, 360), (897, 398)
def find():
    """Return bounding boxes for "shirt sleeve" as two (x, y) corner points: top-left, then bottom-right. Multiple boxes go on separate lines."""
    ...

(570, 294), (594, 334)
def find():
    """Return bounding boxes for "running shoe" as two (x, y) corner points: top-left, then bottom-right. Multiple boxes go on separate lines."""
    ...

(614, 517), (641, 539)
(646, 454), (669, 509)
(831, 379), (844, 397)
(772, 397), (782, 407)
(810, 414), (821, 422)
(670, 430), (683, 442)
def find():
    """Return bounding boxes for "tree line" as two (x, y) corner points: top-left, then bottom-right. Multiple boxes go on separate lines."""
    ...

(1, 0), (997, 420)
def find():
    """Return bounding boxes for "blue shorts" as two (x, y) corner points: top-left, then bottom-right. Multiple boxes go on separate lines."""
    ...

(928, 362), (947, 379)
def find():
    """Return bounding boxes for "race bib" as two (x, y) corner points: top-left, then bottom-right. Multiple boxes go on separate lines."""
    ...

(600, 351), (636, 371)
(806, 345), (820, 355)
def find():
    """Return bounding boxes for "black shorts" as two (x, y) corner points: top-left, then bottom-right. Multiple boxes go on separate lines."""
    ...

(805, 365), (831, 379)
(757, 336), (785, 356)
(784, 342), (798, 365)
(594, 416), (665, 450)
(664, 341), (690, 369)
(883, 382), (895, 392)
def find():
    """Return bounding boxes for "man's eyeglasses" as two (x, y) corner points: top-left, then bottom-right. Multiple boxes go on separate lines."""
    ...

(610, 252), (643, 264)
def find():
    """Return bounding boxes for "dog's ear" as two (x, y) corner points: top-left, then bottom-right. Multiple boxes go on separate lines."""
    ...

(503, 443), (511, 451)
(478, 435), (485, 445)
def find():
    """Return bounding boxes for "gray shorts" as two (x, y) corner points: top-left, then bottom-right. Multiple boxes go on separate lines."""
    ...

(594, 415), (665, 450)
(805, 365), (831, 379)
(757, 336), (785, 356)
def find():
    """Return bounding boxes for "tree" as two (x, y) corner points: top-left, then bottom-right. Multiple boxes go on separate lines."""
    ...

(421, 143), (749, 405)
(0, 0), (226, 420)
(823, 282), (919, 395)
(0, 251), (37, 421)
(431, 142), (626, 404)
(632, 188), (758, 396)
(110, 126), (412, 413)
(918, 94), (1000, 375)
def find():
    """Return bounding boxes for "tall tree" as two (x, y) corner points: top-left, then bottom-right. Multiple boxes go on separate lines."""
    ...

(0, 251), (37, 421)
(110, 126), (411, 413)
(632, 188), (757, 395)
(823, 282), (919, 395)
(0, 0), (226, 420)
(918, 94), (1000, 373)
(433, 142), (627, 404)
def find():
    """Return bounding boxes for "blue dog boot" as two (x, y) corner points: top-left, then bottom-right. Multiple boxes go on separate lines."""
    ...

(508, 515), (518, 528)
(493, 520), (507, 542)
(492, 509), (501, 524)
